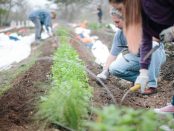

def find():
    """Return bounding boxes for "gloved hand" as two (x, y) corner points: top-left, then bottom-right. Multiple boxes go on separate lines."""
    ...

(160, 26), (174, 43)
(135, 69), (149, 93)
(43, 25), (47, 33)
(97, 69), (110, 80)
(48, 26), (53, 36)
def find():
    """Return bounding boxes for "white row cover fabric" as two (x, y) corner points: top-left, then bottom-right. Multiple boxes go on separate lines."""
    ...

(73, 25), (112, 66)
(91, 40), (109, 66)
(0, 32), (49, 71)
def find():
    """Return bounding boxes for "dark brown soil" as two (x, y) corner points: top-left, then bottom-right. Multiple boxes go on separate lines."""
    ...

(0, 27), (173, 131)
(0, 37), (58, 131)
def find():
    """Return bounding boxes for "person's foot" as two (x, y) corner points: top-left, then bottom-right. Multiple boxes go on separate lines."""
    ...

(142, 87), (157, 95)
(154, 104), (174, 114)
(35, 39), (41, 45)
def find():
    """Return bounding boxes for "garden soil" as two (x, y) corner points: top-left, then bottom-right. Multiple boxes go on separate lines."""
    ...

(0, 28), (173, 131)
(0, 37), (58, 131)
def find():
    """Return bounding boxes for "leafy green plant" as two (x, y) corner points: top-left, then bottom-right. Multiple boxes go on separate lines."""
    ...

(52, 44), (88, 84)
(36, 27), (92, 130)
(56, 27), (69, 37)
(87, 105), (174, 131)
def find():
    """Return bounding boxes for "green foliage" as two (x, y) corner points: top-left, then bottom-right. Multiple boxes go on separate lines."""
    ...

(0, 0), (10, 3)
(56, 27), (69, 37)
(88, 22), (105, 30)
(36, 29), (92, 130)
(55, 27), (71, 43)
(87, 105), (174, 131)
(52, 43), (88, 85)
(0, 8), (7, 14)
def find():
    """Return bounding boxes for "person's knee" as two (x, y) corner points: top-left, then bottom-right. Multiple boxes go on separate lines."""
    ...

(109, 65), (122, 77)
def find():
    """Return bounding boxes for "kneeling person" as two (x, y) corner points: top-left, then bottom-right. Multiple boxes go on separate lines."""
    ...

(97, 8), (166, 95)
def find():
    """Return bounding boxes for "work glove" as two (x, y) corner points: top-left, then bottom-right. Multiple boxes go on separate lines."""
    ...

(135, 69), (149, 93)
(97, 69), (110, 80)
(48, 26), (53, 36)
(160, 26), (174, 43)
(43, 25), (47, 33)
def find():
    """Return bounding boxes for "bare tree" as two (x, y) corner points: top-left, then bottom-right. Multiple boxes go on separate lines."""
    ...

(0, 0), (9, 25)
(0, 0), (30, 26)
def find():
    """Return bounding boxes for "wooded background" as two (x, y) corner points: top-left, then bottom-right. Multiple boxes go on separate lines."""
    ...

(0, 0), (111, 26)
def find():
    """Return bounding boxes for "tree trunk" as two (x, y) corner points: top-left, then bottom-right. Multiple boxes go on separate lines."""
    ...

(4, 0), (12, 26)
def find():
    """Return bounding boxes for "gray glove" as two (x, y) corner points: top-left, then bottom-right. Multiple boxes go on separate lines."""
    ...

(160, 26), (174, 43)
(97, 69), (110, 80)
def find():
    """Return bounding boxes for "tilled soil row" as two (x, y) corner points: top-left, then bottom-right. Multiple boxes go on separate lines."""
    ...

(0, 37), (58, 131)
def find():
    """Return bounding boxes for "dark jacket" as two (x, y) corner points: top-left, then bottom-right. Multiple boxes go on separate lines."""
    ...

(140, 0), (174, 69)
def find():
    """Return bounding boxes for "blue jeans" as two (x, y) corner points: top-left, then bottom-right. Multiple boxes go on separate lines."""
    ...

(29, 17), (42, 40)
(109, 42), (166, 88)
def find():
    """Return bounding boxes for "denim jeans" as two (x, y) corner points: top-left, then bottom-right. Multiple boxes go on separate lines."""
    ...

(29, 17), (42, 40)
(109, 42), (166, 88)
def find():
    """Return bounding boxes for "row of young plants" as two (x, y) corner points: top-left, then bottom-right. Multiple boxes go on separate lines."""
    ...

(36, 28), (92, 130)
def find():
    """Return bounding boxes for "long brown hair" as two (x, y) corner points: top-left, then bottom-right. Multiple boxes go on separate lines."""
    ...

(123, 0), (142, 54)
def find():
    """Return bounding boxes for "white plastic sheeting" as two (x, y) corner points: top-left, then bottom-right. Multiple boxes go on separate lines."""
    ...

(0, 32), (49, 71)
(91, 40), (109, 66)
(73, 25), (111, 66)
(74, 27), (91, 37)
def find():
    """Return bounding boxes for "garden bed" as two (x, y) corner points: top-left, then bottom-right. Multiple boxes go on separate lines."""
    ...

(0, 26), (173, 130)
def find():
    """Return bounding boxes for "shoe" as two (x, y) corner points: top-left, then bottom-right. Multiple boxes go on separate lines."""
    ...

(35, 40), (41, 45)
(154, 104), (174, 114)
(142, 87), (157, 95)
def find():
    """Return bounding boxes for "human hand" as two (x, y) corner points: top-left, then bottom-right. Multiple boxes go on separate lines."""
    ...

(43, 26), (47, 33)
(48, 26), (53, 36)
(135, 69), (149, 93)
(97, 69), (110, 80)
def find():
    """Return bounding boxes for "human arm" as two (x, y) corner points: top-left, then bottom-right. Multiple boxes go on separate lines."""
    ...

(140, 29), (153, 69)
(97, 30), (126, 80)
(44, 12), (53, 36)
(103, 54), (116, 70)
(135, 29), (152, 93)
(102, 30), (125, 70)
